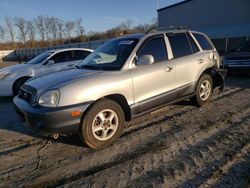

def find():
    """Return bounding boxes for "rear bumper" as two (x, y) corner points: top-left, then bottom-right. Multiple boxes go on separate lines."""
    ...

(14, 97), (92, 135)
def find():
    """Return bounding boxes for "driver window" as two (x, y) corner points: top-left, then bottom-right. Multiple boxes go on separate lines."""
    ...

(50, 51), (71, 64)
(138, 35), (168, 63)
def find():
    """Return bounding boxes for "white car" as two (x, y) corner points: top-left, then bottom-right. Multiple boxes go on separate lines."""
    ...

(0, 48), (93, 96)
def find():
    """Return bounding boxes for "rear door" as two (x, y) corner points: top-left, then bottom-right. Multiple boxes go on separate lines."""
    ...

(167, 32), (206, 97)
(130, 34), (176, 113)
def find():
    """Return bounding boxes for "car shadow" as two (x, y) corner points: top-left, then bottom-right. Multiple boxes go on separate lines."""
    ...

(0, 97), (86, 148)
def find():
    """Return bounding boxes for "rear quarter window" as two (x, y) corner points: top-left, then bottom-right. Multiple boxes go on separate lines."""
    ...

(193, 33), (213, 50)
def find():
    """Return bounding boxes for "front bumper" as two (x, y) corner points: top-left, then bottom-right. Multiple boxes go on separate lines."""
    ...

(0, 80), (13, 97)
(14, 97), (92, 135)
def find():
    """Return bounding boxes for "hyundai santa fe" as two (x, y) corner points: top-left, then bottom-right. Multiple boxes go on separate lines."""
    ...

(14, 29), (224, 149)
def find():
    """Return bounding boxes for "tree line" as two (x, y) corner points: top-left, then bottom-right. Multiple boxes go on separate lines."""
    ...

(0, 15), (157, 50)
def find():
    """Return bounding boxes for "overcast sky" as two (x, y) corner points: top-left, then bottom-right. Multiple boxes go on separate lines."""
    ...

(0, 0), (183, 32)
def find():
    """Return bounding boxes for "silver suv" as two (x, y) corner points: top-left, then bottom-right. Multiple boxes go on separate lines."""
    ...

(14, 29), (224, 149)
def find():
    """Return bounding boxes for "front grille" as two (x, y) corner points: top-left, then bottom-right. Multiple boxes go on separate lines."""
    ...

(18, 88), (32, 103)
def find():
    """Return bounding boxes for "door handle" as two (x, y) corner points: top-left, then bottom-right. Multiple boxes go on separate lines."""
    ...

(68, 64), (74, 67)
(198, 59), (204, 64)
(165, 67), (173, 72)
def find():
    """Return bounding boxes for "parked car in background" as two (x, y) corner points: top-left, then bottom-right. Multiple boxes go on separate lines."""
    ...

(223, 40), (250, 72)
(14, 29), (224, 149)
(0, 48), (93, 96)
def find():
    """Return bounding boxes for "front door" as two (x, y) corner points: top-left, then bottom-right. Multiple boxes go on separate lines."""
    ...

(130, 34), (176, 114)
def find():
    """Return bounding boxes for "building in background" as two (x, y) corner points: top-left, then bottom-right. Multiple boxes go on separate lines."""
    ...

(157, 0), (250, 55)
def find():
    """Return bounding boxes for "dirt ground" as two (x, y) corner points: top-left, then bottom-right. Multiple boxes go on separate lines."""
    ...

(0, 73), (250, 188)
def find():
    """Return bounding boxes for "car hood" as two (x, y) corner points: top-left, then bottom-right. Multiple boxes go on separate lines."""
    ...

(225, 52), (250, 61)
(25, 68), (100, 92)
(0, 63), (30, 73)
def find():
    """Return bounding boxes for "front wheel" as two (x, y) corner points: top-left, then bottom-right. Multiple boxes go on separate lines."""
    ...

(80, 99), (124, 149)
(191, 74), (213, 106)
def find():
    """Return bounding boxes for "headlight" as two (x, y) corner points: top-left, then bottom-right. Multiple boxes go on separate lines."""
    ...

(0, 72), (10, 80)
(38, 90), (60, 107)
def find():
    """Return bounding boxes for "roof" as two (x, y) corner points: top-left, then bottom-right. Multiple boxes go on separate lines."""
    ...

(48, 48), (93, 53)
(157, 0), (192, 12)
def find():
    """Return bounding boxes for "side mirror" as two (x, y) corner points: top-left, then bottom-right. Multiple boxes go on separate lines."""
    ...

(47, 60), (55, 65)
(137, 55), (154, 66)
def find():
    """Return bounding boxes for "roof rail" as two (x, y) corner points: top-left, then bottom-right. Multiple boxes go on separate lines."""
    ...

(145, 25), (188, 34)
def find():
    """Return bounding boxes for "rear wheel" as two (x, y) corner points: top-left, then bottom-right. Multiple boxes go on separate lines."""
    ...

(191, 74), (213, 106)
(12, 77), (30, 96)
(80, 99), (124, 149)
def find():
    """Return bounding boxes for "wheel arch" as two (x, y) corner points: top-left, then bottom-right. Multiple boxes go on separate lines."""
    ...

(12, 76), (32, 94)
(198, 67), (224, 91)
(104, 94), (131, 121)
(80, 94), (132, 127)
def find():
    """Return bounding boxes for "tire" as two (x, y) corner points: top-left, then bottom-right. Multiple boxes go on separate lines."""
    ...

(80, 98), (124, 149)
(191, 74), (213, 106)
(12, 77), (30, 96)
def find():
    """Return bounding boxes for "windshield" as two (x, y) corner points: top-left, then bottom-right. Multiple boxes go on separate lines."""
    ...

(26, 51), (52, 65)
(238, 41), (250, 52)
(77, 38), (139, 70)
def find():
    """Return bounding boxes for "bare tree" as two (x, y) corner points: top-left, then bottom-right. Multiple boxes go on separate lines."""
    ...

(44, 16), (52, 45)
(57, 19), (65, 44)
(0, 25), (6, 43)
(26, 20), (36, 48)
(4, 16), (15, 46)
(49, 17), (59, 41)
(15, 17), (27, 44)
(65, 21), (75, 43)
(151, 17), (158, 27)
(75, 17), (85, 42)
(119, 19), (134, 30)
(35, 15), (46, 46)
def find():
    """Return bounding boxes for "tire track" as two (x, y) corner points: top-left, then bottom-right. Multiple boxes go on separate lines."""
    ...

(199, 144), (250, 188)
(61, 105), (250, 188)
(19, 88), (250, 187)
(0, 84), (248, 187)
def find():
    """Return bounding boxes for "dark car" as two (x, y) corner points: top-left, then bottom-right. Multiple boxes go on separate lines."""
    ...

(223, 40), (250, 72)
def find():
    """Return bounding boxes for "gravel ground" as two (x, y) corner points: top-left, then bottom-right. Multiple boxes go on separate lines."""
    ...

(0, 74), (250, 188)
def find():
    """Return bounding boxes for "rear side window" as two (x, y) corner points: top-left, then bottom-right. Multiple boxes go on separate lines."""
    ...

(193, 33), (213, 50)
(138, 35), (168, 63)
(167, 33), (192, 58)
